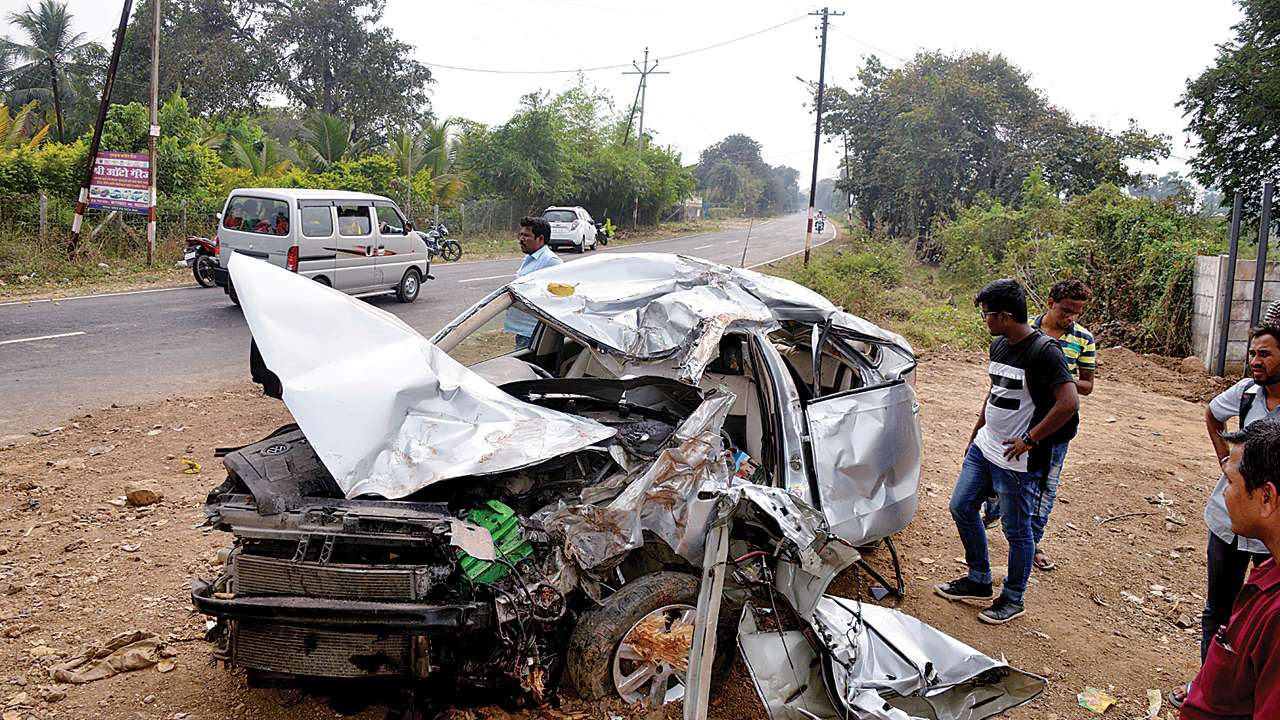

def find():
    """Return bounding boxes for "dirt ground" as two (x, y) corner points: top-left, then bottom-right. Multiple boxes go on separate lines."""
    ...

(0, 347), (1236, 720)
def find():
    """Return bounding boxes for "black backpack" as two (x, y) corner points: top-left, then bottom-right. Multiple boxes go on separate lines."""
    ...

(1240, 380), (1258, 430)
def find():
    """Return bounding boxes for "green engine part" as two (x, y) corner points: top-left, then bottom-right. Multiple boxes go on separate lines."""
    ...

(457, 499), (534, 585)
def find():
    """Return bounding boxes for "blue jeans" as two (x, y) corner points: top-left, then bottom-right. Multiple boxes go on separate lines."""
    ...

(950, 444), (1044, 605)
(982, 441), (1069, 546)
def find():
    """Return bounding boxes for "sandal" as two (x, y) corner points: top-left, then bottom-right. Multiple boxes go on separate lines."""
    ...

(1167, 681), (1191, 709)
(1033, 549), (1056, 571)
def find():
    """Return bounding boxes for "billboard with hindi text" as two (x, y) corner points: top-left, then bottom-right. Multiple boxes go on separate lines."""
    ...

(88, 151), (150, 214)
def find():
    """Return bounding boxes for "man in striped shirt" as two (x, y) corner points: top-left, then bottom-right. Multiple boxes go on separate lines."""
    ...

(1028, 279), (1097, 570)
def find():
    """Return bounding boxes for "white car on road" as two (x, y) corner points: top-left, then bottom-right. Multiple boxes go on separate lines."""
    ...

(542, 206), (598, 253)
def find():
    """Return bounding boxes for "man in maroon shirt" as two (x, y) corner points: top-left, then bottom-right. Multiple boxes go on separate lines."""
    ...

(1182, 417), (1280, 719)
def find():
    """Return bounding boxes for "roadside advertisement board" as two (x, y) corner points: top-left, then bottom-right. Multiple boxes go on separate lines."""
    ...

(88, 151), (150, 214)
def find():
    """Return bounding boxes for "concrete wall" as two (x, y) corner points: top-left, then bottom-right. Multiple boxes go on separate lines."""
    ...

(1192, 254), (1280, 372)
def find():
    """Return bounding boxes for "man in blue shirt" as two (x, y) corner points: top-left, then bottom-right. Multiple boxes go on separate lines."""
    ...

(504, 216), (562, 350)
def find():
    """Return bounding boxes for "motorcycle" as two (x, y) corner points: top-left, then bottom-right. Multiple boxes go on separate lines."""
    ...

(419, 223), (463, 262)
(185, 235), (218, 288)
(593, 220), (612, 246)
(815, 217), (826, 234)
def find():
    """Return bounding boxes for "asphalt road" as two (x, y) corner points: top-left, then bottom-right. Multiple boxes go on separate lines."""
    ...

(0, 212), (833, 436)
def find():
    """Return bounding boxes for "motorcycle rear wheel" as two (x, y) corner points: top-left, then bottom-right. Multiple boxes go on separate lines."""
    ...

(441, 240), (462, 262)
(193, 254), (217, 288)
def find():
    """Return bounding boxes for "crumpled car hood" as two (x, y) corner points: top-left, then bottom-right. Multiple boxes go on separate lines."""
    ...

(227, 254), (616, 499)
(506, 253), (912, 383)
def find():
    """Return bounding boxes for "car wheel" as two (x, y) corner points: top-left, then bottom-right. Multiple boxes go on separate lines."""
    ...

(567, 571), (719, 706)
(228, 280), (240, 307)
(193, 255), (217, 288)
(314, 275), (331, 287)
(396, 268), (421, 303)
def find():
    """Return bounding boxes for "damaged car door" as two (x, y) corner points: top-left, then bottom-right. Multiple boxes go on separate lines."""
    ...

(797, 321), (922, 546)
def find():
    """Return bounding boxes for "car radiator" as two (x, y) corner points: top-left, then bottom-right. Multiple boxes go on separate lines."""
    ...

(232, 553), (429, 600)
(231, 621), (410, 678)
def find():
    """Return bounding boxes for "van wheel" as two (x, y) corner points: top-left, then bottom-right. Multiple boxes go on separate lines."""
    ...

(314, 276), (331, 287)
(396, 268), (421, 303)
(228, 280), (240, 307)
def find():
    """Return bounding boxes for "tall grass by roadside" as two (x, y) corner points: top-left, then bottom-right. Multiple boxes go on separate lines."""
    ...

(766, 227), (988, 352)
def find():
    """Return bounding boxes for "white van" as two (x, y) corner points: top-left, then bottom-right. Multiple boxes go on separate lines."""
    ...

(210, 189), (431, 304)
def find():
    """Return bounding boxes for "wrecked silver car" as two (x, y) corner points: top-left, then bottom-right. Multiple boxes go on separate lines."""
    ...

(192, 253), (1043, 718)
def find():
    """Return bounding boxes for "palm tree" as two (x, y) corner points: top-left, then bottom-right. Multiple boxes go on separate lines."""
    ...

(227, 136), (293, 177)
(0, 100), (50, 151)
(297, 112), (353, 172)
(387, 118), (465, 220)
(2, 1), (100, 141)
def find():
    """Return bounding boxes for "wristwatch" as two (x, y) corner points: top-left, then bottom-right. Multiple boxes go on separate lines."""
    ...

(1021, 432), (1038, 447)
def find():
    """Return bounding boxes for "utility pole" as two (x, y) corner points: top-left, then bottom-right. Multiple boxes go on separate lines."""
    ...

(146, 0), (161, 266)
(623, 48), (667, 229)
(803, 7), (841, 265)
(68, 0), (134, 258)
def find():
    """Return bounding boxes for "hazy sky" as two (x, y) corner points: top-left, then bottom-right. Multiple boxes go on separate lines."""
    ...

(6, 0), (1243, 182)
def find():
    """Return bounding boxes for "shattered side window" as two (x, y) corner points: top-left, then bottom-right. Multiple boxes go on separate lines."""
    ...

(446, 313), (530, 366)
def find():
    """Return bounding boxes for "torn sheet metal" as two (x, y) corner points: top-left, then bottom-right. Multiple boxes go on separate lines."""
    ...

(548, 391), (736, 569)
(739, 599), (1045, 720)
(813, 597), (1046, 719)
(227, 254), (615, 500)
(505, 253), (911, 383)
(804, 383), (922, 546)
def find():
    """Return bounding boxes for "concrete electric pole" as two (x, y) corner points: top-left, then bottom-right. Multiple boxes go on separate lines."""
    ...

(623, 48), (667, 229)
(803, 7), (842, 266)
(146, 0), (161, 266)
(68, 0), (134, 258)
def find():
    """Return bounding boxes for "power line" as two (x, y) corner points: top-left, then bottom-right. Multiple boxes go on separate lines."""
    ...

(421, 14), (807, 75)
(656, 15), (807, 62)
(827, 23), (907, 63)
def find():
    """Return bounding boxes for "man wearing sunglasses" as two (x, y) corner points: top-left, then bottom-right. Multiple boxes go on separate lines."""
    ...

(935, 278), (1080, 624)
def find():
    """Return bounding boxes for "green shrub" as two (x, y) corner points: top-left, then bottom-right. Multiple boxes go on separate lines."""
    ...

(932, 170), (1225, 355)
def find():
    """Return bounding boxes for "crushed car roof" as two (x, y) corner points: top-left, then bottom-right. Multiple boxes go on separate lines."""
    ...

(505, 253), (913, 383)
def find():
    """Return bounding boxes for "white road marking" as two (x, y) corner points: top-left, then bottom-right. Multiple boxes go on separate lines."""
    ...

(693, 243), (714, 250)
(0, 285), (193, 308)
(747, 225), (839, 269)
(458, 273), (513, 284)
(725, 240), (740, 245)
(0, 331), (86, 346)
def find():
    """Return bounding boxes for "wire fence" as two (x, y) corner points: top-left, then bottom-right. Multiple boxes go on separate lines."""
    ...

(0, 193), (221, 248)
(0, 193), (225, 278)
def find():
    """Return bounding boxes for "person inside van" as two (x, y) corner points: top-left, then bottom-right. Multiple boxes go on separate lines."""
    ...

(273, 212), (289, 235)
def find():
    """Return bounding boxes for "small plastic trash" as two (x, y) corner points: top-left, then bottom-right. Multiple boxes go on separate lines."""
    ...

(1078, 687), (1117, 714)
(180, 457), (201, 475)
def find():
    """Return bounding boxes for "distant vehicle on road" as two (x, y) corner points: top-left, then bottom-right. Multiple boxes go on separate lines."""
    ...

(542, 206), (598, 253)
(209, 188), (431, 305)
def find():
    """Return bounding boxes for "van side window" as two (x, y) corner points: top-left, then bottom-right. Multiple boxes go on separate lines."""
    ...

(336, 205), (372, 236)
(301, 206), (334, 238)
(375, 205), (405, 234)
(224, 196), (289, 235)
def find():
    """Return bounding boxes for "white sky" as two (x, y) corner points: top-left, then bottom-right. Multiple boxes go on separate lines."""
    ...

(8, 0), (1243, 184)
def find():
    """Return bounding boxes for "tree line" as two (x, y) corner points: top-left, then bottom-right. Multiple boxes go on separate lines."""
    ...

(0, 0), (801, 235)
